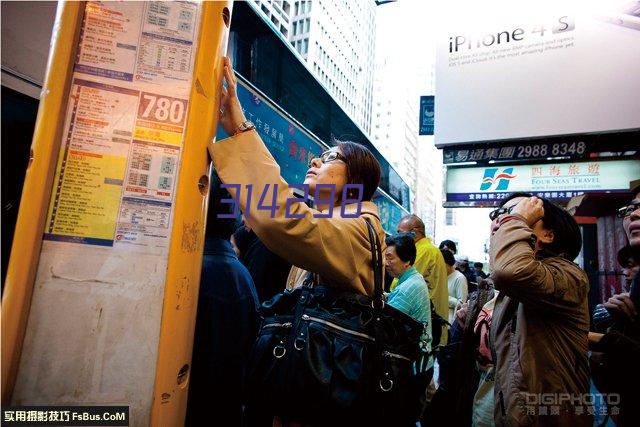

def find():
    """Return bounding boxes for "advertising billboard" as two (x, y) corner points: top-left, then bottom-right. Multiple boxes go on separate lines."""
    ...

(445, 158), (640, 206)
(435, 1), (640, 147)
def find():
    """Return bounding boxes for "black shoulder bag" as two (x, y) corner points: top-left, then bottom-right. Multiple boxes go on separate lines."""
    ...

(244, 218), (426, 425)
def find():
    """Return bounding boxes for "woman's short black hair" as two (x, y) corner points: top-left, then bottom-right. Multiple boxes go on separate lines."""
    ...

(206, 169), (240, 240)
(336, 140), (381, 202)
(474, 262), (484, 269)
(500, 192), (582, 260)
(540, 200), (582, 260)
(385, 233), (416, 265)
(441, 248), (456, 267)
(439, 239), (457, 254)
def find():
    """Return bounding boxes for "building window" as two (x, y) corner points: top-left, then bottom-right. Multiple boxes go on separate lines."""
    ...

(445, 209), (456, 226)
(293, 21), (297, 35)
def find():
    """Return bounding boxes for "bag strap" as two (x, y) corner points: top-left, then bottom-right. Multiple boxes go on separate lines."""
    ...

(302, 271), (318, 288)
(364, 217), (384, 307)
(301, 217), (382, 302)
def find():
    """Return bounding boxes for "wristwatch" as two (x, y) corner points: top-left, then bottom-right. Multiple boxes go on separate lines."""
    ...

(233, 120), (255, 136)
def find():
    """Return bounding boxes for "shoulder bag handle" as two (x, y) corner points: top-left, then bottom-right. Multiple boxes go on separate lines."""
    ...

(364, 217), (384, 307)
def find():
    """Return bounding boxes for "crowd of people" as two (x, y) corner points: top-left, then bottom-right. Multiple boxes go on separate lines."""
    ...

(186, 58), (640, 426)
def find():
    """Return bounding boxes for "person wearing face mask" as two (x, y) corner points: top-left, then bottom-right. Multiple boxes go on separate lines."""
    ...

(488, 192), (591, 426)
(210, 57), (386, 298)
(439, 239), (458, 256)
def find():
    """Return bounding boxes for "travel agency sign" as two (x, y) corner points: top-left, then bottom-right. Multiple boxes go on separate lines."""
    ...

(445, 158), (640, 207)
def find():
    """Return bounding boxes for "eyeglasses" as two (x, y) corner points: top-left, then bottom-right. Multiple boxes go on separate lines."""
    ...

(489, 203), (518, 221)
(617, 201), (640, 218)
(308, 150), (347, 167)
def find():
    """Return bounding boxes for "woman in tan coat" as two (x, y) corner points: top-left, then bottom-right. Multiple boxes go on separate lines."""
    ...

(208, 57), (386, 296)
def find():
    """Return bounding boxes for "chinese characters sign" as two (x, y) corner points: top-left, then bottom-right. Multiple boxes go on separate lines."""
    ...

(218, 80), (324, 185)
(445, 159), (640, 206)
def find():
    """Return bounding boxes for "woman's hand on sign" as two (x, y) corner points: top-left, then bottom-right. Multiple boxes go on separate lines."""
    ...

(219, 56), (247, 136)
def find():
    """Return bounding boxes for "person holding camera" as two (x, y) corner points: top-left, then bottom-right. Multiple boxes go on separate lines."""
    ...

(489, 193), (591, 426)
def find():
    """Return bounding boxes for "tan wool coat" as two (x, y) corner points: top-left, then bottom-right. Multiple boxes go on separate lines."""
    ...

(209, 130), (386, 296)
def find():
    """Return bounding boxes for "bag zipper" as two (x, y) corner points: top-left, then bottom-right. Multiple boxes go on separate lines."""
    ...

(382, 350), (411, 361)
(263, 321), (293, 329)
(301, 314), (375, 341)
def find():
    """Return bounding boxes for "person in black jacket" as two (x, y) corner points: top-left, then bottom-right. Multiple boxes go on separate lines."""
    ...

(233, 220), (292, 304)
(186, 172), (259, 426)
(589, 187), (640, 426)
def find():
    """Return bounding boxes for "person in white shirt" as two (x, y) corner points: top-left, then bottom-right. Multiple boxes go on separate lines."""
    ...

(441, 249), (468, 323)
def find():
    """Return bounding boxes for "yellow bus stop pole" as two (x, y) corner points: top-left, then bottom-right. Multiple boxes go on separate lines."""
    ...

(3, 4), (234, 426)
(150, 1), (233, 425)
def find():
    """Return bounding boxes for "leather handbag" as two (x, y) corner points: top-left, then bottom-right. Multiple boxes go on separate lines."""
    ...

(245, 218), (427, 425)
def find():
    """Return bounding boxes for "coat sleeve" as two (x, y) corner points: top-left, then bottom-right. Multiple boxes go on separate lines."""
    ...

(208, 130), (376, 295)
(489, 218), (587, 312)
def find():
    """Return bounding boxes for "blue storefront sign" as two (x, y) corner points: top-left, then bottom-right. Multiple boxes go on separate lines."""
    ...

(372, 191), (406, 234)
(419, 96), (434, 135)
(445, 158), (640, 207)
(217, 80), (326, 185)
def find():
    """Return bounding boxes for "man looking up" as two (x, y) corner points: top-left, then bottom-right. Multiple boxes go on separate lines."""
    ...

(395, 214), (449, 345)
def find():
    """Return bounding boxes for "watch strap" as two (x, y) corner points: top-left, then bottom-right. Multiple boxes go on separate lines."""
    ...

(233, 120), (255, 136)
